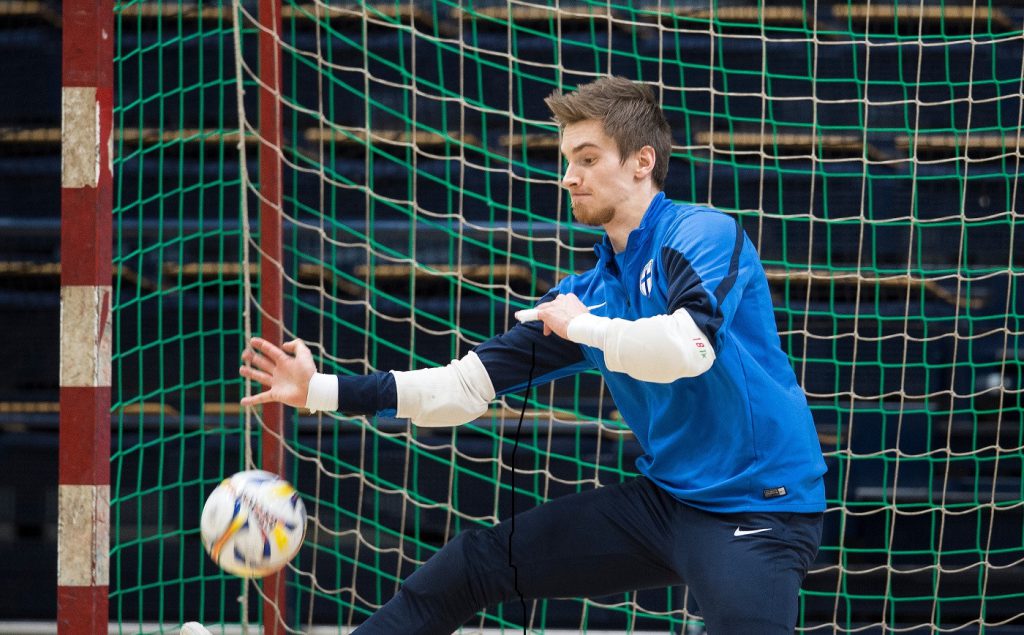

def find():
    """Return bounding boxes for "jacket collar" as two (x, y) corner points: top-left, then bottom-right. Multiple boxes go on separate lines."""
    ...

(592, 191), (670, 264)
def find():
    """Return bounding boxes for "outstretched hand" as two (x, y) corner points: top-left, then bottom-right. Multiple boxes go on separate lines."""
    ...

(239, 337), (316, 409)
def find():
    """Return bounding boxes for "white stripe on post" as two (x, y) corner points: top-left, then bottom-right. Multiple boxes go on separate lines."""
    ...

(57, 484), (110, 586)
(61, 87), (100, 189)
(60, 286), (112, 388)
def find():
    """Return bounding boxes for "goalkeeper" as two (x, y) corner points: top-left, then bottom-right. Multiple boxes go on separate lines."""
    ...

(240, 76), (827, 634)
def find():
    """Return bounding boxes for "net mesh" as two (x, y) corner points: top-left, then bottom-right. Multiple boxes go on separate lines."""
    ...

(111, 1), (1024, 632)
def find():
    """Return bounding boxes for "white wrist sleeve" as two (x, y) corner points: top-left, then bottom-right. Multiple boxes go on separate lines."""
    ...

(391, 350), (496, 427)
(305, 372), (339, 413)
(566, 308), (716, 383)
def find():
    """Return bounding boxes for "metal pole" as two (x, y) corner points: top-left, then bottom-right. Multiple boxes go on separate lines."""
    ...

(257, 0), (286, 630)
(58, 0), (113, 632)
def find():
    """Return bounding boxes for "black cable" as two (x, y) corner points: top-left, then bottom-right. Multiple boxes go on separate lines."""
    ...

(508, 341), (536, 635)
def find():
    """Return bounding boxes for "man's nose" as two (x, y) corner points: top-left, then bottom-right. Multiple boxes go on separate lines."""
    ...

(561, 165), (580, 189)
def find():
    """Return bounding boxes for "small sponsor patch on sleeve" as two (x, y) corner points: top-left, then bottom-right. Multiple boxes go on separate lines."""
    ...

(763, 486), (788, 499)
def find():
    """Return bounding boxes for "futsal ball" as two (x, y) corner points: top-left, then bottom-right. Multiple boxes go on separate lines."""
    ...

(200, 470), (307, 578)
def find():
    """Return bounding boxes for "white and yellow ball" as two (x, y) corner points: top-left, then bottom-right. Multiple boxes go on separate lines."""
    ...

(200, 470), (307, 578)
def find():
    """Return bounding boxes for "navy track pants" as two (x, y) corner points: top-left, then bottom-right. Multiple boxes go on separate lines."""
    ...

(353, 476), (822, 634)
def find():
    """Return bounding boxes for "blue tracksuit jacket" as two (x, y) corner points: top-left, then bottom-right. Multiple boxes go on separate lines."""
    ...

(339, 192), (827, 513)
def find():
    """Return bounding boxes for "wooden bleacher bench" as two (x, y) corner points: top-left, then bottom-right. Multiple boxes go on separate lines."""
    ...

(643, 5), (812, 26)
(0, 127), (60, 149)
(697, 130), (887, 161)
(116, 2), (437, 31)
(895, 133), (1022, 158)
(454, 4), (613, 26)
(118, 402), (180, 416)
(0, 0), (61, 27)
(498, 134), (561, 158)
(302, 127), (481, 153)
(116, 1), (227, 21)
(763, 267), (981, 310)
(0, 401), (59, 414)
(833, 4), (1014, 32)
(282, 2), (435, 30)
(0, 260), (154, 290)
(0, 261), (59, 278)
(0, 261), (60, 293)
(354, 262), (550, 293)
(0, 127), (256, 150)
(163, 262), (361, 295)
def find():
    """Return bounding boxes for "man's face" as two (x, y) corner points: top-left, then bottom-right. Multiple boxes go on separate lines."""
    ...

(559, 119), (637, 227)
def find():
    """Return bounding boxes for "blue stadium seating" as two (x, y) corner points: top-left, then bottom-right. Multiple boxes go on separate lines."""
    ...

(0, 28), (60, 124)
(0, 156), (61, 218)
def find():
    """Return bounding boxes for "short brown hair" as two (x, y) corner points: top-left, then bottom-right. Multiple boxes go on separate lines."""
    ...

(544, 76), (672, 190)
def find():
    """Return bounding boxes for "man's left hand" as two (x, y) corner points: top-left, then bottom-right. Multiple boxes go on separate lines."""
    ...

(536, 292), (589, 339)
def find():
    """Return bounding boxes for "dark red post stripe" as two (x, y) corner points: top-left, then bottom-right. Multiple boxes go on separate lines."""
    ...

(60, 170), (113, 286)
(257, 0), (286, 631)
(59, 387), (112, 486)
(58, 586), (109, 634)
(62, 0), (113, 88)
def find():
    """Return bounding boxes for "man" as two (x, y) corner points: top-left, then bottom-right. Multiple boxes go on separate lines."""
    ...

(239, 76), (827, 634)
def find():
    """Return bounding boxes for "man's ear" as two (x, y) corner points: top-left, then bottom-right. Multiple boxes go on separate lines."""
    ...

(635, 145), (656, 180)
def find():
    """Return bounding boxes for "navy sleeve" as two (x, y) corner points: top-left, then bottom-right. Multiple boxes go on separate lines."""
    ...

(331, 290), (592, 414)
(336, 371), (397, 416)
(660, 214), (747, 350)
(473, 290), (595, 395)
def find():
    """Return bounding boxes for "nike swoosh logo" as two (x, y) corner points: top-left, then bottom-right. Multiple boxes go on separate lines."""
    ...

(734, 527), (772, 536)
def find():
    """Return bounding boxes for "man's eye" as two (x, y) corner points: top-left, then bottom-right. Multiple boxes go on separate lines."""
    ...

(582, 157), (596, 165)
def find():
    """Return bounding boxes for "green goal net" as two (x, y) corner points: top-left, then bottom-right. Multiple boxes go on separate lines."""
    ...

(111, 1), (1024, 632)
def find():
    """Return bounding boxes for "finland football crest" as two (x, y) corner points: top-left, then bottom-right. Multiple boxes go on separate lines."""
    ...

(639, 259), (654, 297)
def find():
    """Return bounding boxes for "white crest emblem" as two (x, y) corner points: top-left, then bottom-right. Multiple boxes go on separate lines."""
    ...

(639, 259), (654, 297)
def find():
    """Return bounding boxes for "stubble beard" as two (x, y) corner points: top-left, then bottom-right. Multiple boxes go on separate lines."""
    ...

(571, 199), (615, 226)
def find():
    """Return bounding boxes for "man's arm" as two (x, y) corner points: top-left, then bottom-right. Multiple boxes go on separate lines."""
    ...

(239, 338), (490, 425)
(239, 338), (393, 414)
(238, 305), (593, 426)
(537, 293), (715, 384)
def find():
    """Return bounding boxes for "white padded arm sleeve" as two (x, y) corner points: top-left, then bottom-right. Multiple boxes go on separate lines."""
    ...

(566, 308), (716, 383)
(305, 372), (339, 413)
(391, 350), (497, 427)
